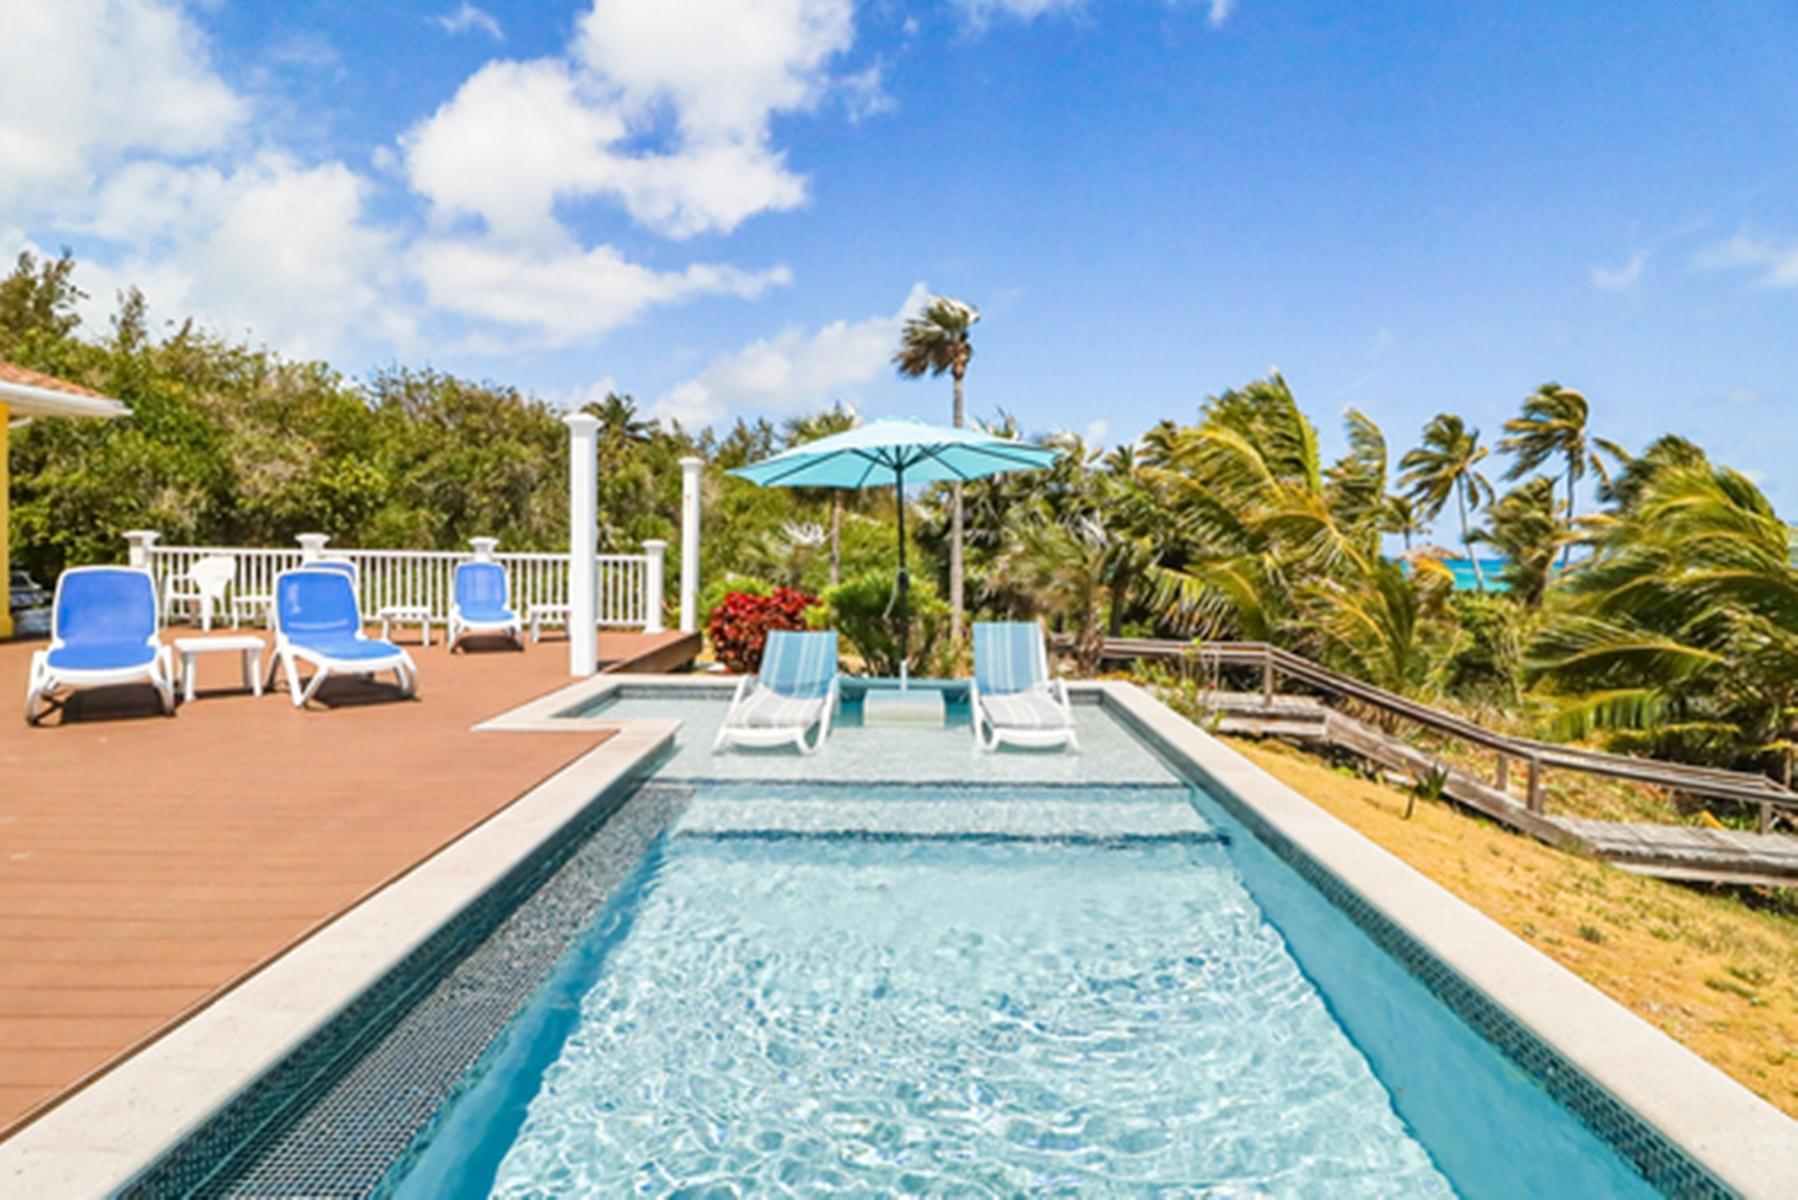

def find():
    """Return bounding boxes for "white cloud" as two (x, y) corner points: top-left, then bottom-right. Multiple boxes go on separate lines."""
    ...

(404, 0), (856, 242)
(412, 238), (791, 347)
(1085, 419), (1110, 447)
(0, 0), (244, 220)
(75, 154), (406, 358)
(840, 64), (895, 122)
(405, 59), (629, 246)
(956, 0), (1081, 22)
(956, 0), (1231, 28)
(575, 0), (852, 141)
(1591, 249), (1648, 293)
(434, 2), (503, 40)
(3, 0), (859, 358)
(652, 282), (929, 428)
(1695, 228), (1798, 288)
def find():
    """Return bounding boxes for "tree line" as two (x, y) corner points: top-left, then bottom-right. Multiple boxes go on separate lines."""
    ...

(7, 251), (1795, 785)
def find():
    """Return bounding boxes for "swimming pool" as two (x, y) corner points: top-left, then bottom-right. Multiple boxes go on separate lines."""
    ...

(118, 685), (1753, 1197)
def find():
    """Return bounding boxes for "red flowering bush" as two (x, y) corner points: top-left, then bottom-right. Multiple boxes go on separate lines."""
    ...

(706, 587), (819, 673)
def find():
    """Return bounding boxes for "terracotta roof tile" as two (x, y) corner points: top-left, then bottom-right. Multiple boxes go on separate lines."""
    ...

(0, 358), (108, 399)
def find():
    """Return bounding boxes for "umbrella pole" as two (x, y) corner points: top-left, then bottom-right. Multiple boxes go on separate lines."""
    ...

(895, 461), (909, 689)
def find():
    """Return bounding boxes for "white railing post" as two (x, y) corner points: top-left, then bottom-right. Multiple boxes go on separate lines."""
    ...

(642, 540), (667, 634)
(123, 530), (160, 568)
(469, 536), (499, 562)
(296, 533), (330, 563)
(679, 455), (703, 633)
(566, 413), (600, 677)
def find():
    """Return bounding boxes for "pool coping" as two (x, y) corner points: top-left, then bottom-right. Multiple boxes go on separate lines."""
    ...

(1095, 681), (1796, 1199)
(3, 673), (1790, 1196)
(0, 689), (683, 1198)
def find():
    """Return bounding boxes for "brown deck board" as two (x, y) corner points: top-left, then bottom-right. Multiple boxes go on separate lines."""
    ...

(0, 624), (694, 1136)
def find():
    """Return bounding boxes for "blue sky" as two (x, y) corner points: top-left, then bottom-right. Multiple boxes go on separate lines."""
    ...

(6, 0), (1798, 517)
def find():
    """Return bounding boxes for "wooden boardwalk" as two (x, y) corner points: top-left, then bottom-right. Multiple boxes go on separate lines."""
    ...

(1205, 689), (1798, 886)
(0, 626), (696, 1136)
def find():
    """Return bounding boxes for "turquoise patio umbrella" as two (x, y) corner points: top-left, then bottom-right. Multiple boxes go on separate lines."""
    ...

(729, 417), (1060, 673)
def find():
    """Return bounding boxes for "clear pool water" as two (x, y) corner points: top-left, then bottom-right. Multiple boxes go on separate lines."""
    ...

(386, 698), (1664, 1198)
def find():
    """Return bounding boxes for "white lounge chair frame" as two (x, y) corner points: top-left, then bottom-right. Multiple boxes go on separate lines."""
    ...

(447, 562), (523, 651)
(265, 570), (418, 708)
(971, 621), (1079, 752)
(25, 566), (176, 724)
(713, 633), (840, 756)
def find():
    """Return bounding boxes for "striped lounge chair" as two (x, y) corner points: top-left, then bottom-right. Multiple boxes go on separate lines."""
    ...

(713, 630), (839, 755)
(971, 620), (1078, 752)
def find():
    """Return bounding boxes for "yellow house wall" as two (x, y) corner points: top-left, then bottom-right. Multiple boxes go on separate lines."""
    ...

(0, 401), (10, 639)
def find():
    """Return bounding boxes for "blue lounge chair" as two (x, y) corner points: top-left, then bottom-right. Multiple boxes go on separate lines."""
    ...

(267, 569), (417, 708)
(970, 620), (1077, 751)
(713, 630), (839, 754)
(448, 561), (522, 651)
(25, 566), (175, 723)
(308, 557), (358, 580)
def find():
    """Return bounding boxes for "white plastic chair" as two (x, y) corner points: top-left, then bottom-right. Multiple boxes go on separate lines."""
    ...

(164, 554), (236, 631)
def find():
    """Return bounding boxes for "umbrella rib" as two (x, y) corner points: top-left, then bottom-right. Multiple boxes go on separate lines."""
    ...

(756, 452), (847, 488)
(915, 443), (975, 482)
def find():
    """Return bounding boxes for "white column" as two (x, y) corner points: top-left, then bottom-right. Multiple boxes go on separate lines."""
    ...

(123, 530), (160, 568)
(679, 455), (703, 633)
(566, 413), (600, 677)
(469, 537), (499, 562)
(642, 540), (667, 634)
(296, 533), (330, 562)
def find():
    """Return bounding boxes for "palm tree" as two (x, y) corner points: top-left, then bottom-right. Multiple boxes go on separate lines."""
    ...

(1529, 462), (1798, 782)
(1498, 383), (1623, 566)
(782, 404), (859, 586)
(987, 506), (1113, 674)
(893, 295), (979, 639)
(1140, 376), (1375, 643)
(1383, 493), (1426, 550)
(1396, 413), (1495, 589)
(1473, 477), (1561, 607)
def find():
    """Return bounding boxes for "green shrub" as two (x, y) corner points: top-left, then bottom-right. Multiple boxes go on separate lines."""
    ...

(814, 568), (950, 676)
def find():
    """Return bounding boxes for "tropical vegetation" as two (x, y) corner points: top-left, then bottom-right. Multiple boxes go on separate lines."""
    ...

(9, 250), (1798, 798)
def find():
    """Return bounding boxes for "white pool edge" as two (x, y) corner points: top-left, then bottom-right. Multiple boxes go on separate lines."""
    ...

(1096, 681), (1797, 1199)
(0, 704), (681, 1198)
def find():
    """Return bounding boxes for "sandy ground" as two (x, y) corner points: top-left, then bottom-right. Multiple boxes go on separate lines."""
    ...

(1225, 736), (1798, 1117)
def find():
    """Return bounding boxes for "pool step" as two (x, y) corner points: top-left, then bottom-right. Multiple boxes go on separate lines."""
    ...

(673, 798), (1219, 843)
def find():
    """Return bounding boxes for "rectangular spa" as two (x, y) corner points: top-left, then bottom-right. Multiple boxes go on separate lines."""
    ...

(122, 686), (1747, 1197)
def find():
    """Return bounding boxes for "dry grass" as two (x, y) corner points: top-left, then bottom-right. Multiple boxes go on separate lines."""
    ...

(1223, 736), (1798, 1117)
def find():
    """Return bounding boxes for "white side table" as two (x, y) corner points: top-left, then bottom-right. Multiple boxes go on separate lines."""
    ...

(528, 603), (569, 643)
(378, 605), (433, 646)
(173, 635), (266, 703)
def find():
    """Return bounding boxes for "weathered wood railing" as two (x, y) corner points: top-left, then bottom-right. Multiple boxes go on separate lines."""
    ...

(1065, 635), (1798, 834)
(131, 534), (661, 630)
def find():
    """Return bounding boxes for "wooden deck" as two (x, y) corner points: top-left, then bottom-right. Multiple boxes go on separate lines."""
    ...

(0, 625), (696, 1136)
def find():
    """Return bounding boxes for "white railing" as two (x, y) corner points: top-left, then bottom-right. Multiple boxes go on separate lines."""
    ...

(129, 533), (661, 630)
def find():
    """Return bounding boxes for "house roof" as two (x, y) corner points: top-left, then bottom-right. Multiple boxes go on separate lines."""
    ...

(0, 359), (127, 420)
